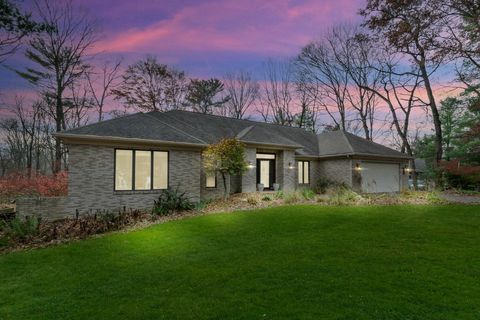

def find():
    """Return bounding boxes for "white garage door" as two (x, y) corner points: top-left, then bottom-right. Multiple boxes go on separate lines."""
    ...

(361, 162), (400, 193)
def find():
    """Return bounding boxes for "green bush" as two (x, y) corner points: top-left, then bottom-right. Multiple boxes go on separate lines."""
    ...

(284, 192), (300, 204)
(327, 185), (364, 206)
(194, 199), (212, 211)
(2, 216), (41, 242)
(301, 188), (315, 200)
(154, 187), (195, 216)
(314, 177), (335, 194)
(0, 236), (9, 248)
(261, 195), (272, 201)
(274, 191), (284, 199)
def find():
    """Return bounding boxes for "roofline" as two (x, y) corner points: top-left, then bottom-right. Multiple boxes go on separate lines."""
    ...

(240, 140), (302, 149)
(54, 133), (208, 148)
(316, 152), (412, 160)
(55, 133), (304, 150)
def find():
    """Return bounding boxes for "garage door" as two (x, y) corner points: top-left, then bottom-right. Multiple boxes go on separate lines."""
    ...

(361, 162), (400, 193)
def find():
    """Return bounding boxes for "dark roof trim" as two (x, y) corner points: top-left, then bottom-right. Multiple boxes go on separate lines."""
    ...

(316, 152), (412, 160)
(55, 133), (208, 148)
(239, 140), (302, 149)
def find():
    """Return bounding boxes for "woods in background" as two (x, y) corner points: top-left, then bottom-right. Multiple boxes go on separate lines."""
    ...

(0, 0), (479, 188)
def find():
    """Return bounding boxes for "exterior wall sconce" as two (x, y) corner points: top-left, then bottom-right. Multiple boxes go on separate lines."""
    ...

(288, 162), (295, 169)
(354, 163), (362, 171)
(247, 161), (255, 169)
(402, 166), (413, 175)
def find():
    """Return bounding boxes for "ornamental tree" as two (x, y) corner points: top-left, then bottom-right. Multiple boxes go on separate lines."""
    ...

(202, 138), (247, 199)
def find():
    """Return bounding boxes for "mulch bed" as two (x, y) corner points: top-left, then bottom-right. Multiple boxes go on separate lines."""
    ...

(0, 191), (456, 254)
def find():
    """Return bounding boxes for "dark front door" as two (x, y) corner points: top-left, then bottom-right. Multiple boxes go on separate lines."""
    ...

(256, 159), (275, 190)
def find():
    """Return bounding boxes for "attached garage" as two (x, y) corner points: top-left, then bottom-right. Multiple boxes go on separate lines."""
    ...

(360, 162), (400, 193)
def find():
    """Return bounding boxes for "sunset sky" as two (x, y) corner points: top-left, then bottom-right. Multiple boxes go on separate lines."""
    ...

(0, 0), (456, 138)
(1, 0), (364, 96)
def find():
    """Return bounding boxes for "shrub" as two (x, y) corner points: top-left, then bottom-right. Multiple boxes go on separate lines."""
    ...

(274, 191), (284, 199)
(314, 177), (335, 194)
(0, 236), (9, 248)
(0, 171), (68, 200)
(261, 195), (272, 201)
(2, 216), (41, 242)
(194, 199), (212, 211)
(247, 194), (259, 205)
(327, 185), (364, 206)
(154, 187), (195, 216)
(301, 188), (315, 200)
(284, 192), (300, 204)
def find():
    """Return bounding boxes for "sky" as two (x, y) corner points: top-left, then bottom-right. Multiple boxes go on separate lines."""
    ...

(0, 0), (458, 141)
(0, 0), (365, 97)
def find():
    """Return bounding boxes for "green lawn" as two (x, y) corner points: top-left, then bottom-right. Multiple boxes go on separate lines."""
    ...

(1, 205), (480, 319)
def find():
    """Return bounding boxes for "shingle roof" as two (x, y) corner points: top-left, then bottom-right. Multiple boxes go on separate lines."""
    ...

(317, 131), (411, 159)
(58, 110), (410, 159)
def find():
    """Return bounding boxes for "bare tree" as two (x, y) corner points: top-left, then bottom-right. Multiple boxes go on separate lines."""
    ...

(0, 97), (44, 176)
(297, 35), (349, 130)
(223, 70), (259, 119)
(330, 26), (384, 140)
(16, 0), (98, 173)
(86, 59), (122, 122)
(66, 82), (92, 128)
(112, 56), (188, 112)
(258, 59), (295, 125)
(293, 71), (321, 132)
(361, 0), (449, 176)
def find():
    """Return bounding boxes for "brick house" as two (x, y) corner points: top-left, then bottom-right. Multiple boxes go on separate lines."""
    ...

(17, 110), (411, 219)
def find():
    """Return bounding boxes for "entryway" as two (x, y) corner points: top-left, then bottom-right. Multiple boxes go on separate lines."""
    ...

(256, 153), (276, 190)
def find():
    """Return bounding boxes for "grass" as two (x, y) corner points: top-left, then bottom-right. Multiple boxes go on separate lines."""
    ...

(1, 205), (480, 319)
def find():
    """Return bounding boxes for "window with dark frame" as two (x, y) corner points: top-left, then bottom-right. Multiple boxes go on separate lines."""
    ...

(298, 160), (310, 184)
(114, 149), (168, 191)
(206, 172), (216, 188)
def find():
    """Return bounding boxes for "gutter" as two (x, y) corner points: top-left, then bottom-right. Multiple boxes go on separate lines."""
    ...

(315, 152), (413, 160)
(54, 133), (208, 148)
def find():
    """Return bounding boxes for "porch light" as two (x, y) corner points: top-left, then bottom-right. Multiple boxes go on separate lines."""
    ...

(355, 163), (362, 171)
(247, 161), (255, 169)
(403, 166), (413, 174)
(288, 162), (295, 169)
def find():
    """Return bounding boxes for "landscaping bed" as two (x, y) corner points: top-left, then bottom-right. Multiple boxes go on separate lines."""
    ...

(1, 189), (449, 253)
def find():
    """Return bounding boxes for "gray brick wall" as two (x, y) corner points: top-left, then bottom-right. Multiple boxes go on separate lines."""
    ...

(278, 150), (296, 192)
(68, 145), (201, 214)
(16, 197), (68, 220)
(17, 144), (203, 219)
(241, 147), (257, 192)
(317, 158), (353, 188)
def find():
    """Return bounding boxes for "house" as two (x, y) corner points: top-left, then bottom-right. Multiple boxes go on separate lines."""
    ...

(16, 110), (411, 219)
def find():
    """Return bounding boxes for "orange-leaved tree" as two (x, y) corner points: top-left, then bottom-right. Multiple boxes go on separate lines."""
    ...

(202, 138), (247, 199)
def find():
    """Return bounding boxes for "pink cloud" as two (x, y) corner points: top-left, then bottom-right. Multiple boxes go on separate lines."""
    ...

(94, 0), (363, 58)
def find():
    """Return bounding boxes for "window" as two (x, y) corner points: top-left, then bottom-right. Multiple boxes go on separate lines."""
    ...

(115, 150), (133, 190)
(256, 153), (276, 159)
(135, 151), (151, 190)
(298, 160), (310, 184)
(114, 149), (168, 191)
(206, 172), (216, 188)
(153, 151), (168, 189)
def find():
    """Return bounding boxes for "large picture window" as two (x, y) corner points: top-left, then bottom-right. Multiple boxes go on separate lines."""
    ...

(298, 160), (310, 184)
(115, 149), (168, 191)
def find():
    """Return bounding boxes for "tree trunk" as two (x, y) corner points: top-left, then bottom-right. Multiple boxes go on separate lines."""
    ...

(221, 171), (230, 200)
(54, 91), (64, 173)
(418, 60), (443, 188)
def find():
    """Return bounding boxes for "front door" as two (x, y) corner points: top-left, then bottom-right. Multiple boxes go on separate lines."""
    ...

(257, 159), (275, 189)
